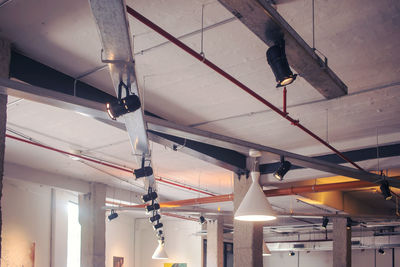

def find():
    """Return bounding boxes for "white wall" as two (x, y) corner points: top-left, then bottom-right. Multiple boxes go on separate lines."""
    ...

(1, 178), (52, 267)
(106, 212), (135, 267)
(134, 217), (202, 267)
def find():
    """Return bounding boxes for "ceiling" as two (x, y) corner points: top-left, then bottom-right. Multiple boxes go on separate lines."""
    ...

(1, 0), (400, 222)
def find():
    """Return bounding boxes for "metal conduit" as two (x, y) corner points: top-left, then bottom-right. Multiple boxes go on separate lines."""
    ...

(125, 6), (363, 171)
(5, 133), (215, 196)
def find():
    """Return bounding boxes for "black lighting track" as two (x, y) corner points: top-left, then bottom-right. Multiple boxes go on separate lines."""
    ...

(260, 143), (400, 175)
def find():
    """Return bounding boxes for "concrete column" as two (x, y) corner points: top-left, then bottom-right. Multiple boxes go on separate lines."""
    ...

(207, 219), (223, 267)
(79, 182), (107, 267)
(233, 159), (263, 267)
(0, 37), (11, 260)
(332, 217), (351, 267)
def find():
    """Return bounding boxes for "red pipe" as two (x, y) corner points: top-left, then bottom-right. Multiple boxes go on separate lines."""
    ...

(126, 6), (363, 171)
(283, 87), (287, 115)
(5, 134), (214, 196)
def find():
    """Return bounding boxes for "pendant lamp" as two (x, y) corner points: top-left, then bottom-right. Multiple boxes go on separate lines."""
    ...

(152, 240), (168, 260)
(234, 172), (277, 221)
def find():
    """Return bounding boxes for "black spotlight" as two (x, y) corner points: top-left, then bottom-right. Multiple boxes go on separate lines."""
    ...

(153, 222), (163, 230)
(346, 217), (352, 230)
(156, 230), (163, 237)
(322, 216), (329, 229)
(378, 248), (385, 255)
(199, 216), (206, 225)
(134, 166), (153, 179)
(142, 191), (158, 203)
(149, 214), (161, 223)
(146, 203), (160, 213)
(266, 40), (297, 88)
(380, 180), (392, 200)
(273, 156), (292, 181)
(108, 209), (118, 221)
(289, 251), (295, 256)
(106, 94), (141, 120)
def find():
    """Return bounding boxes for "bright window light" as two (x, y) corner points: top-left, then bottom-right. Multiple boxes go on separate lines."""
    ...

(67, 202), (81, 267)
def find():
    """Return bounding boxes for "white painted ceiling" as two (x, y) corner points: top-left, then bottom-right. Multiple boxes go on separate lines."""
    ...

(1, 0), (400, 215)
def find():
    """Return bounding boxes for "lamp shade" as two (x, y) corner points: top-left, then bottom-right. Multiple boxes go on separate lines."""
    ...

(152, 241), (168, 259)
(263, 242), (271, 256)
(234, 172), (277, 221)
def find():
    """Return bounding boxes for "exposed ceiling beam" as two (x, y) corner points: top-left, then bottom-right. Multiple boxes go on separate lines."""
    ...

(0, 77), (396, 187)
(217, 0), (347, 99)
(260, 143), (400, 174)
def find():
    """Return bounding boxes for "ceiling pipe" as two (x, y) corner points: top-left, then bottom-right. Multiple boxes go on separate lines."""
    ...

(106, 180), (377, 209)
(125, 6), (363, 171)
(5, 133), (214, 196)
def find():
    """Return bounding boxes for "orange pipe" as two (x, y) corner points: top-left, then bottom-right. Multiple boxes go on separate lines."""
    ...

(107, 180), (374, 209)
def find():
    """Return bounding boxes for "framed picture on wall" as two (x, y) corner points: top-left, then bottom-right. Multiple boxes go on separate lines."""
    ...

(113, 256), (124, 267)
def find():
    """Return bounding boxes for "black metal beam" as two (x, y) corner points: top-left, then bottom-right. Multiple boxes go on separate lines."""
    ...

(260, 143), (400, 174)
(9, 51), (116, 103)
(148, 130), (247, 173)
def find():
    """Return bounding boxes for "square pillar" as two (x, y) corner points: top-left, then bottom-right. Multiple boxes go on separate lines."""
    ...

(0, 37), (11, 259)
(207, 219), (223, 267)
(233, 161), (263, 267)
(332, 217), (351, 267)
(79, 182), (107, 267)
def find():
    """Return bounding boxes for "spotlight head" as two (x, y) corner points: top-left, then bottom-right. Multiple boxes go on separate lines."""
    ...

(146, 203), (160, 213)
(380, 180), (392, 200)
(134, 166), (153, 179)
(108, 209), (118, 221)
(378, 248), (385, 255)
(106, 94), (141, 120)
(142, 191), (158, 203)
(289, 251), (295, 256)
(346, 217), (352, 230)
(199, 216), (206, 225)
(149, 214), (161, 223)
(153, 222), (163, 230)
(322, 216), (329, 229)
(156, 230), (163, 237)
(273, 157), (291, 181)
(266, 40), (297, 88)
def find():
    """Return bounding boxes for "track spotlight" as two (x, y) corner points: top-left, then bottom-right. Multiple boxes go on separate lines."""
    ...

(106, 94), (141, 120)
(146, 203), (160, 213)
(152, 240), (168, 259)
(234, 172), (277, 221)
(156, 230), (163, 237)
(142, 191), (158, 203)
(378, 248), (385, 255)
(199, 216), (206, 225)
(273, 156), (291, 181)
(149, 214), (161, 223)
(380, 180), (392, 200)
(322, 216), (329, 229)
(266, 40), (297, 88)
(289, 251), (295, 256)
(263, 242), (271, 256)
(346, 218), (352, 230)
(134, 166), (153, 179)
(153, 222), (163, 230)
(108, 209), (118, 221)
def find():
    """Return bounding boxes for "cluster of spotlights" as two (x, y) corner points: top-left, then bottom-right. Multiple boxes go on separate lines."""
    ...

(274, 156), (292, 181)
(142, 187), (168, 260)
(106, 81), (141, 120)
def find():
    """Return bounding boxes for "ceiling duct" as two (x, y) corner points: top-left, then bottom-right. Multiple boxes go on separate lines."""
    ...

(218, 0), (347, 99)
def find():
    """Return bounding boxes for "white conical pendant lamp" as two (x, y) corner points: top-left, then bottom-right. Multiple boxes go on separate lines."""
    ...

(234, 171), (277, 221)
(152, 240), (168, 259)
(263, 242), (271, 256)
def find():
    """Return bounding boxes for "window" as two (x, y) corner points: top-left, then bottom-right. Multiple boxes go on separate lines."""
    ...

(67, 202), (81, 267)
